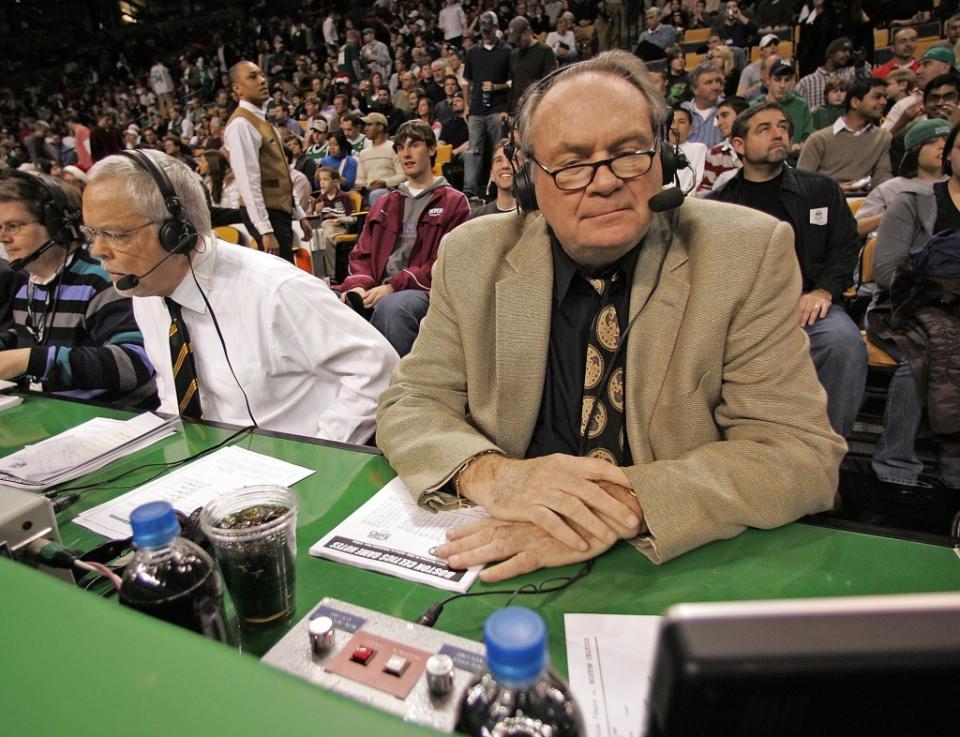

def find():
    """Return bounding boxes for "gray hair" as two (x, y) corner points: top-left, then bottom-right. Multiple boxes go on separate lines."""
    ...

(515, 50), (669, 156)
(688, 61), (722, 89)
(87, 149), (211, 238)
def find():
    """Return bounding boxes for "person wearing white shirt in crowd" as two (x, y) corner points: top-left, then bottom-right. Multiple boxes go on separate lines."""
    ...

(668, 105), (707, 193)
(149, 60), (175, 113)
(322, 11), (340, 46)
(223, 61), (312, 264)
(84, 150), (399, 444)
(439, 0), (468, 47)
(546, 13), (578, 65)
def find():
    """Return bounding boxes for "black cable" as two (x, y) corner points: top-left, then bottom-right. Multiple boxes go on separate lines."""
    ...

(188, 256), (259, 429)
(46, 423), (254, 499)
(416, 559), (595, 627)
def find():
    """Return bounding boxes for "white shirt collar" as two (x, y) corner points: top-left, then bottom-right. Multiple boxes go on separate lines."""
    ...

(833, 116), (873, 136)
(238, 99), (267, 120)
(167, 235), (217, 315)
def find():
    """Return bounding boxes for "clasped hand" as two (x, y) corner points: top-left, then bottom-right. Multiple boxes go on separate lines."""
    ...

(436, 454), (644, 582)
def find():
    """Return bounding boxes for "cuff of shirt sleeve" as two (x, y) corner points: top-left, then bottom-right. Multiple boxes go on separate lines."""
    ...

(26, 346), (54, 381)
(254, 219), (274, 235)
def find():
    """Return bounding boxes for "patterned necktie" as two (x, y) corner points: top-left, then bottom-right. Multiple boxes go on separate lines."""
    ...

(164, 298), (204, 420)
(580, 271), (626, 465)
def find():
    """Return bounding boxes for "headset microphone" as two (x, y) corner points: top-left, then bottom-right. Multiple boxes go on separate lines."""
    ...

(115, 249), (181, 291)
(9, 239), (56, 271)
(648, 186), (685, 213)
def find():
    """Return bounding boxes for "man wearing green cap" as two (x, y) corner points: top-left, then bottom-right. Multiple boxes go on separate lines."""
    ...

(884, 46), (956, 135)
(798, 76), (892, 192)
(855, 117), (950, 236)
(361, 27), (391, 80)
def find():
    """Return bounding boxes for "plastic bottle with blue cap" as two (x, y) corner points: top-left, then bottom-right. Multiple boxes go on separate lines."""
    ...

(457, 607), (584, 736)
(119, 501), (229, 643)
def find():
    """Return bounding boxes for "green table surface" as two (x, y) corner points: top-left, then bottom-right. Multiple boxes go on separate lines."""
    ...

(3, 395), (959, 736)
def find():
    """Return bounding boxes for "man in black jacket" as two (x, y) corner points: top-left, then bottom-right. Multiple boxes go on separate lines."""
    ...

(709, 102), (867, 437)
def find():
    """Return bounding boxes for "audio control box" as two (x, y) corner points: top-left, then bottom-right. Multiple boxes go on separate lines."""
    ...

(262, 597), (485, 732)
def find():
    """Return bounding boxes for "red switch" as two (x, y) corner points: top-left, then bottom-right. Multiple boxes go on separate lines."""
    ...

(351, 645), (377, 665)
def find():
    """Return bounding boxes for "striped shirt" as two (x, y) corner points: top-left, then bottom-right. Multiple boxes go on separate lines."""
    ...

(794, 64), (868, 113)
(6, 250), (157, 407)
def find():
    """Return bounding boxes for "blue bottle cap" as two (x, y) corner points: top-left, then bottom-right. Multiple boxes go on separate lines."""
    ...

(484, 607), (548, 684)
(130, 501), (181, 549)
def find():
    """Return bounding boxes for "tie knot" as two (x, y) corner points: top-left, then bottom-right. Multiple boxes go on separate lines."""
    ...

(582, 271), (619, 296)
(164, 298), (182, 318)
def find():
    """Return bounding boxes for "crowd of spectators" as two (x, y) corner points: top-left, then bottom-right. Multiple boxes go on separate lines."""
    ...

(5, 0), (960, 494)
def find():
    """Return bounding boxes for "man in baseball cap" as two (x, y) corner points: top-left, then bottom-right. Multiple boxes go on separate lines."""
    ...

(753, 59), (815, 149)
(355, 112), (403, 207)
(737, 33), (780, 100)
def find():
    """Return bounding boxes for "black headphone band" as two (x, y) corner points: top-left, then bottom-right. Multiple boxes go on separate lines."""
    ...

(119, 149), (185, 219)
(119, 150), (197, 254)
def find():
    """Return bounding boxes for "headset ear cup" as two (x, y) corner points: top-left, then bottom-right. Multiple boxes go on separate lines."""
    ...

(158, 219), (197, 254)
(660, 145), (677, 186)
(513, 162), (538, 212)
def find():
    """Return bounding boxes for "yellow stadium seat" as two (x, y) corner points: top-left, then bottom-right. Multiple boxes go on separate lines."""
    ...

(853, 238), (897, 368)
(686, 52), (706, 70)
(213, 226), (241, 244)
(916, 37), (943, 60)
(433, 143), (453, 176)
(684, 28), (710, 44)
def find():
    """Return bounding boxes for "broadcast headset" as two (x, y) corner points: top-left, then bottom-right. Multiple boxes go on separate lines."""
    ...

(116, 149), (257, 427)
(7, 170), (83, 271)
(111, 150), (199, 290)
(503, 61), (688, 214)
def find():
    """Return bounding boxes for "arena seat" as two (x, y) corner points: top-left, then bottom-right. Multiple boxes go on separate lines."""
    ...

(213, 225), (241, 244)
(684, 28), (710, 44)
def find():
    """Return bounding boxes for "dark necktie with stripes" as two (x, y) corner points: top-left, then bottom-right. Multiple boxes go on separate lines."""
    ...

(164, 298), (203, 420)
(580, 271), (626, 465)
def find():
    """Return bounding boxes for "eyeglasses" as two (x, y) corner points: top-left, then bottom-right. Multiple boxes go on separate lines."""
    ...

(0, 220), (39, 236)
(79, 221), (155, 248)
(928, 90), (960, 105)
(530, 146), (660, 191)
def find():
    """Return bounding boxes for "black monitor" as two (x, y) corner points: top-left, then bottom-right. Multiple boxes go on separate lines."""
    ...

(646, 593), (960, 737)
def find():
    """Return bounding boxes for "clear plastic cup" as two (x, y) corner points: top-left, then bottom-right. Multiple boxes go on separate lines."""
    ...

(200, 485), (299, 630)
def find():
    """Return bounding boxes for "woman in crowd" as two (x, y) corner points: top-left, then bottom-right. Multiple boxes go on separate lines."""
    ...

(856, 119), (949, 237)
(287, 135), (318, 188)
(865, 120), (960, 490)
(196, 149), (238, 208)
(415, 97), (442, 141)
(707, 44), (739, 98)
(665, 46), (690, 103)
(320, 129), (358, 191)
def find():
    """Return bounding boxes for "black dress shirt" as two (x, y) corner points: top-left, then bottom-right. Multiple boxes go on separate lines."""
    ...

(525, 233), (640, 464)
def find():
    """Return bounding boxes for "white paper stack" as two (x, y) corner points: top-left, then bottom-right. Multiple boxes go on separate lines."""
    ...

(0, 412), (178, 491)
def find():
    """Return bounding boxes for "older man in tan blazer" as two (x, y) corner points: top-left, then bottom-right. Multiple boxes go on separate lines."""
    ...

(377, 51), (845, 583)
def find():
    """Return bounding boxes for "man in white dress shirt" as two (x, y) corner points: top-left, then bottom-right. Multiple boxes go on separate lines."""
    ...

(224, 61), (312, 264)
(83, 150), (399, 444)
